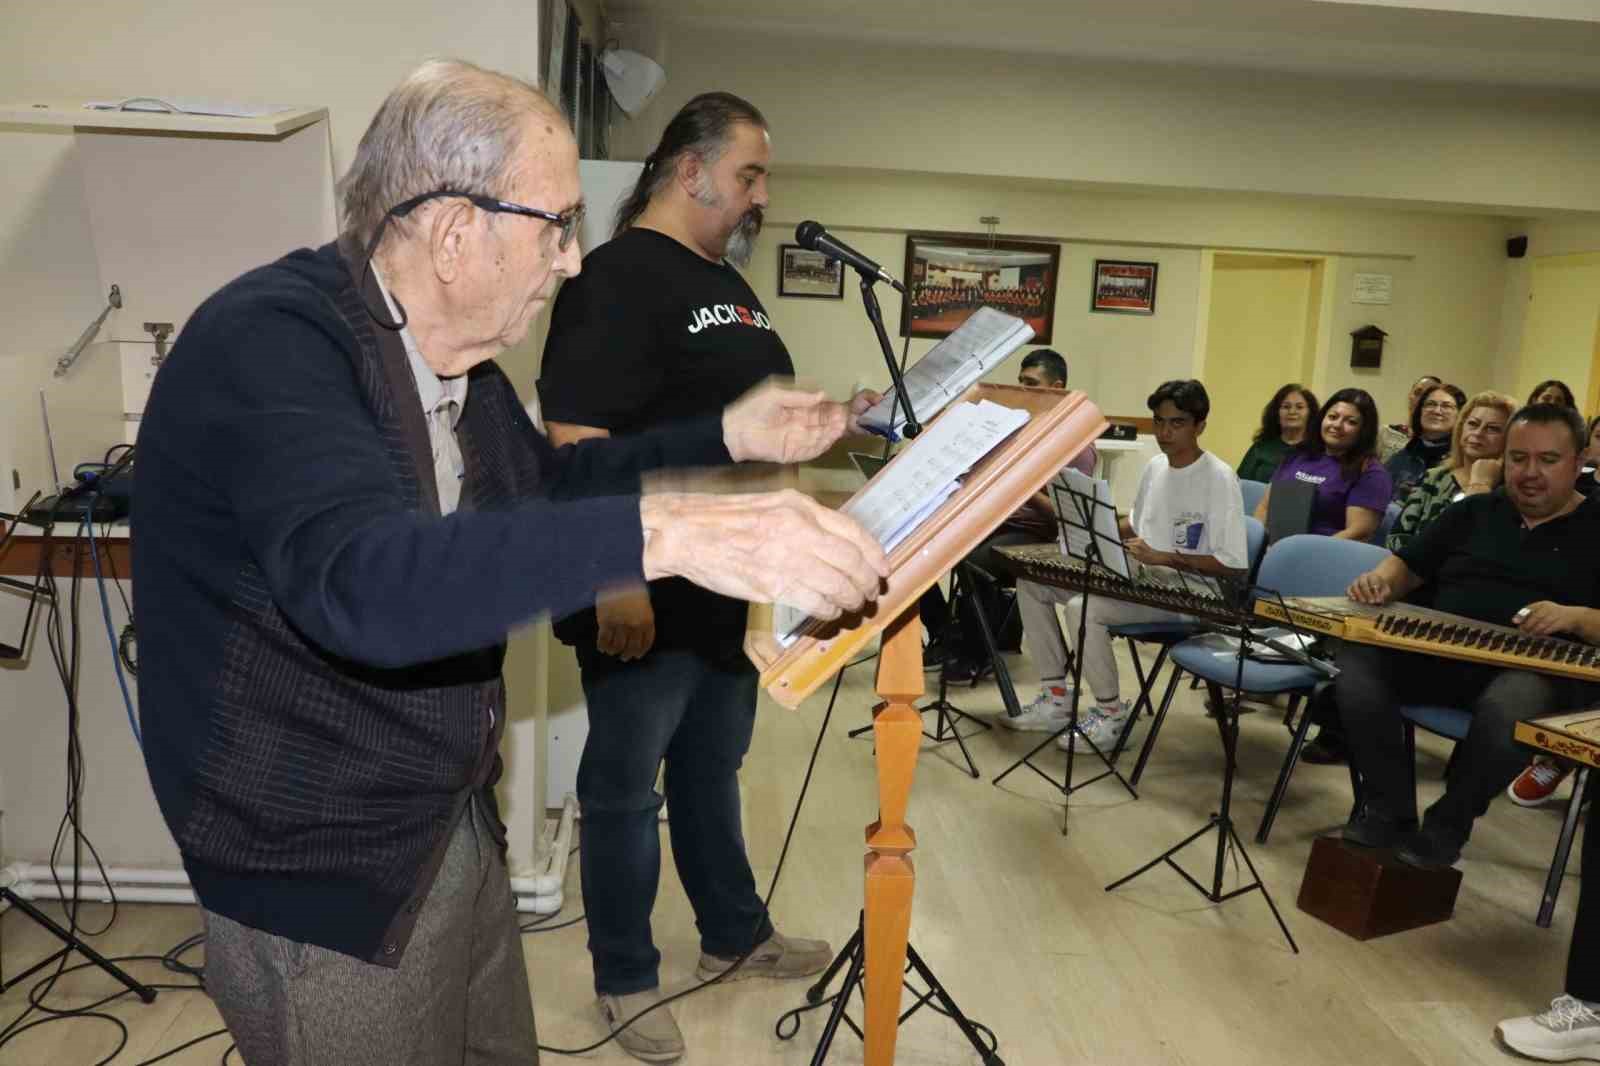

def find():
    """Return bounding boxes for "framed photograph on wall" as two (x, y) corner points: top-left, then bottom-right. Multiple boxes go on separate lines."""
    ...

(778, 244), (845, 299)
(1091, 259), (1158, 315)
(900, 233), (1060, 341)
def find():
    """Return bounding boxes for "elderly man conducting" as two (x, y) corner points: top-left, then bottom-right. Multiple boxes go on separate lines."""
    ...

(132, 60), (886, 1066)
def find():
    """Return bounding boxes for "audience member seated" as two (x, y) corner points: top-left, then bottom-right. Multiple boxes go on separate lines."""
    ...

(1530, 378), (1579, 411)
(1336, 404), (1600, 870)
(1257, 387), (1389, 765)
(1384, 383), (1464, 503)
(1506, 415), (1600, 807)
(1378, 374), (1441, 462)
(1577, 414), (1600, 497)
(1009, 380), (1246, 747)
(1385, 390), (1515, 553)
(1237, 383), (1318, 482)
(922, 348), (1096, 681)
(1254, 387), (1392, 540)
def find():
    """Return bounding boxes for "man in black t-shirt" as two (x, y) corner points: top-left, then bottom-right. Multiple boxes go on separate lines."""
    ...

(539, 92), (870, 1063)
(1335, 404), (1600, 871)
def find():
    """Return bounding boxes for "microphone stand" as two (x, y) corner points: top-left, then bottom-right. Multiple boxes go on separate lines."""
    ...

(857, 275), (920, 439)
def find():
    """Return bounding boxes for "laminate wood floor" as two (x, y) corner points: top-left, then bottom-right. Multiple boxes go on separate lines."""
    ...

(0, 645), (1581, 1065)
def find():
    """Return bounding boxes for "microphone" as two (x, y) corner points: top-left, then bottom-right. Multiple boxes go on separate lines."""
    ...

(794, 221), (904, 292)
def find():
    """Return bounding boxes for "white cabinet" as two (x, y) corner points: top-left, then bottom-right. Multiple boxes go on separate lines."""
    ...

(0, 102), (337, 508)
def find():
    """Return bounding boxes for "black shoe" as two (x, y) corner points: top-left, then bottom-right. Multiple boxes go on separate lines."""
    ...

(941, 657), (991, 685)
(922, 640), (947, 672)
(1339, 808), (1410, 850)
(1395, 825), (1464, 871)
(1300, 729), (1348, 765)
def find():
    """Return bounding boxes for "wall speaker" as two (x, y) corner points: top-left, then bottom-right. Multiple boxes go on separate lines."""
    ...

(1507, 236), (1528, 258)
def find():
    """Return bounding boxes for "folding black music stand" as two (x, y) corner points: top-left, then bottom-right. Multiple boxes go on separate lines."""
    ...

(990, 475), (1143, 829)
(1103, 584), (1332, 954)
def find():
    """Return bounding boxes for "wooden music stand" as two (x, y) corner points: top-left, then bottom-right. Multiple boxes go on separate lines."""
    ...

(748, 383), (1106, 1065)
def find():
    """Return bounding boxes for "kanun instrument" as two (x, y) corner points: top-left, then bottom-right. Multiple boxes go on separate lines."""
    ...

(994, 543), (1251, 628)
(1515, 709), (1600, 769)
(1255, 596), (1600, 683)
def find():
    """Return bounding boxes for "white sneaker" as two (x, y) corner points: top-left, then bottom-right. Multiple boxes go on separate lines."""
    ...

(1497, 995), (1600, 1062)
(1084, 701), (1136, 749)
(1054, 705), (1108, 751)
(1000, 688), (1073, 732)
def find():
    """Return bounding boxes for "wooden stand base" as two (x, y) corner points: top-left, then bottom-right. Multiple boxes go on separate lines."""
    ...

(1297, 836), (1461, 940)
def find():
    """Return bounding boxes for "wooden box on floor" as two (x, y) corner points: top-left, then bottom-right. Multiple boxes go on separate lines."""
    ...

(1297, 835), (1462, 940)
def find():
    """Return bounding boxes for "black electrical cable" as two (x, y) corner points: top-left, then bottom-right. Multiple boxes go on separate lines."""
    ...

(0, 932), (238, 1065)
(0, 514), (123, 1053)
(524, 911), (586, 934)
(535, 667), (846, 1057)
(96, 514), (134, 640)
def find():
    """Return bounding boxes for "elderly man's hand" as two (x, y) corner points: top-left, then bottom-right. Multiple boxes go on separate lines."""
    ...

(722, 379), (852, 465)
(847, 388), (883, 435)
(640, 490), (889, 621)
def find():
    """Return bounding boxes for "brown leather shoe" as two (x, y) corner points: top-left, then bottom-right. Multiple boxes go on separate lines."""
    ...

(695, 930), (832, 983)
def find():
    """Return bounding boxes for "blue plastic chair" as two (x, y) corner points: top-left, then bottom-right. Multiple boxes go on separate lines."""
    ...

(1371, 502), (1401, 546)
(1239, 478), (1269, 518)
(1119, 517), (1265, 782)
(1164, 535), (1389, 843)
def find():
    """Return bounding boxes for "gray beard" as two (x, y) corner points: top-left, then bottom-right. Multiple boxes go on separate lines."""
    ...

(692, 180), (761, 268)
(723, 215), (760, 268)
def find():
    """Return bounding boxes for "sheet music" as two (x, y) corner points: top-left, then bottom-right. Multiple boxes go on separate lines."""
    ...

(1207, 628), (1317, 661)
(773, 399), (1032, 645)
(1054, 468), (1132, 580)
(845, 399), (1030, 544)
(859, 308), (1034, 437)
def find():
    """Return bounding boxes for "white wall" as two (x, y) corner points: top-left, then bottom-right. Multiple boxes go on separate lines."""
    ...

(613, 26), (1600, 215)
(1496, 218), (1600, 402)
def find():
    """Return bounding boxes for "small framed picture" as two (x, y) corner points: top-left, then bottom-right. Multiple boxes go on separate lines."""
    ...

(1091, 260), (1158, 315)
(778, 244), (845, 299)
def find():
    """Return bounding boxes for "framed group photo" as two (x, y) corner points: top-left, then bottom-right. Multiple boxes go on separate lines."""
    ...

(900, 233), (1060, 342)
(1091, 259), (1158, 314)
(777, 244), (845, 299)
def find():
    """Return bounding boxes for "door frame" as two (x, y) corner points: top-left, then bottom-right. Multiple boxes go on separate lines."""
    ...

(1192, 249), (1335, 387)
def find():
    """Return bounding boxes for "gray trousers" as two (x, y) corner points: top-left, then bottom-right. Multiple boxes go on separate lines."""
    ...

(1017, 579), (1183, 702)
(203, 798), (538, 1065)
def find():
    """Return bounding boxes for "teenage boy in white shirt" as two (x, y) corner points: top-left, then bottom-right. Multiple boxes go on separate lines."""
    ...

(1009, 379), (1248, 747)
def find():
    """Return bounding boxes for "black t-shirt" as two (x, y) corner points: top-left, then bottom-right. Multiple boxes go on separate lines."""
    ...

(1397, 489), (1600, 626)
(539, 227), (794, 653)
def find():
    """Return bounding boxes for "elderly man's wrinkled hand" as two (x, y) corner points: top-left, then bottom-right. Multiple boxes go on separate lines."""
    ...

(640, 490), (888, 620)
(722, 379), (852, 465)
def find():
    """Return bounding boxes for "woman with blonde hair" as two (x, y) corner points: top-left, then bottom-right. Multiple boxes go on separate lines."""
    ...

(1385, 390), (1517, 553)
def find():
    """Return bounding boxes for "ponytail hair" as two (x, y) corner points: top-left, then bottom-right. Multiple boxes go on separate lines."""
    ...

(613, 91), (768, 237)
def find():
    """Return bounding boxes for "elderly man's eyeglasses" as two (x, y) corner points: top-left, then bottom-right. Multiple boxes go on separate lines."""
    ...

(387, 188), (585, 252)
(358, 187), (585, 331)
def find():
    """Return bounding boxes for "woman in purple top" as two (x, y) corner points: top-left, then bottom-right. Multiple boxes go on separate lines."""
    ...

(1253, 387), (1393, 540)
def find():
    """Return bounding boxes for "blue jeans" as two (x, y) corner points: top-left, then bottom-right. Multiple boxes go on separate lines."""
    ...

(575, 645), (773, 996)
